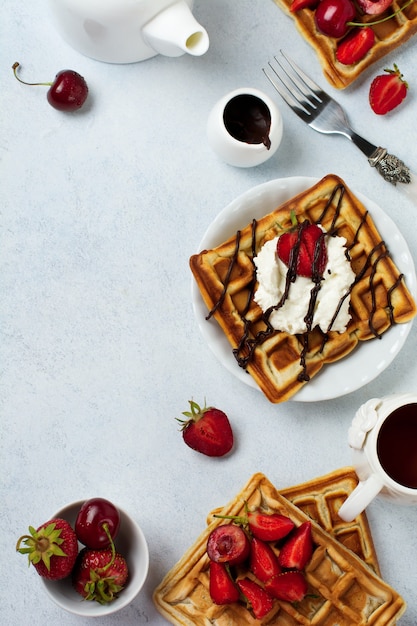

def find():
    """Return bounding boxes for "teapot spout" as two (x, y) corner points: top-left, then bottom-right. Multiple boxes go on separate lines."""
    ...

(142, 0), (209, 57)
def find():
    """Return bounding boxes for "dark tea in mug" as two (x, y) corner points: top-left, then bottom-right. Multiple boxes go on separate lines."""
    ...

(377, 403), (417, 489)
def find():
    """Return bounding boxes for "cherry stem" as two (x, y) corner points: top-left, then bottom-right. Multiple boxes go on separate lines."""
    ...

(12, 62), (52, 87)
(348, 0), (414, 28)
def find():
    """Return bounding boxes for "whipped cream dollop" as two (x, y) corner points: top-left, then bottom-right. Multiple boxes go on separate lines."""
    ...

(254, 232), (355, 334)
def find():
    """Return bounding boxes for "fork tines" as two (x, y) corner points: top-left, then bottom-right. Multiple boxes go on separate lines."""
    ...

(263, 50), (328, 120)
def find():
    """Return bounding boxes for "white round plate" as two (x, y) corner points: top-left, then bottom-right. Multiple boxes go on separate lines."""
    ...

(191, 177), (416, 402)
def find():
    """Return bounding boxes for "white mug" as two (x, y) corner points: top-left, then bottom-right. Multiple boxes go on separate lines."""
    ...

(338, 393), (417, 522)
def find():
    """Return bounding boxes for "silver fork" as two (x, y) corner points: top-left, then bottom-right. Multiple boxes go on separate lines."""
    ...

(263, 51), (416, 197)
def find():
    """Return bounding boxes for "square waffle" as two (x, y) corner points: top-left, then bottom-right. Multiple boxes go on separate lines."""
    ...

(208, 467), (381, 576)
(153, 472), (406, 625)
(190, 174), (416, 403)
(271, 0), (417, 89)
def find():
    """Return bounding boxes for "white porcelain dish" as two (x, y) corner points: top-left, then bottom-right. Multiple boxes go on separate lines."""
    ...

(191, 177), (417, 402)
(41, 501), (149, 617)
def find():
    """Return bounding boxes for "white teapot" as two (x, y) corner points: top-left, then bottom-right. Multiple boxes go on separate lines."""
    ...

(48, 0), (209, 63)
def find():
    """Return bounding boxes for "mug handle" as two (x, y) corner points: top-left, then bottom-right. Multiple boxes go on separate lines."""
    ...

(338, 474), (383, 522)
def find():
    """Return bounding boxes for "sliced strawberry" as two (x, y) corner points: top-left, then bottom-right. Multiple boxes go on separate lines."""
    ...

(278, 521), (313, 570)
(265, 571), (308, 602)
(369, 64), (408, 115)
(336, 27), (375, 65)
(177, 400), (234, 457)
(209, 561), (240, 605)
(237, 578), (274, 619)
(207, 524), (251, 566)
(250, 536), (282, 582)
(247, 510), (295, 542)
(356, 0), (393, 14)
(290, 0), (319, 11)
(276, 221), (327, 279)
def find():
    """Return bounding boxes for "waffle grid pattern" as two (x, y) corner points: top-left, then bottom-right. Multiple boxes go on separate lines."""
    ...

(153, 472), (406, 625)
(190, 175), (416, 403)
(271, 0), (417, 88)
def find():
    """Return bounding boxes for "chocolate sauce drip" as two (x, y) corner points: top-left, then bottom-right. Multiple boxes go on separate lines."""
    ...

(317, 183), (345, 228)
(206, 230), (242, 320)
(346, 211), (368, 259)
(387, 273), (404, 325)
(299, 338), (312, 382)
(205, 183), (403, 384)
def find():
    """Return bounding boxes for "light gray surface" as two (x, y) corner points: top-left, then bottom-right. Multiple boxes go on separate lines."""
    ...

(2, 1), (417, 624)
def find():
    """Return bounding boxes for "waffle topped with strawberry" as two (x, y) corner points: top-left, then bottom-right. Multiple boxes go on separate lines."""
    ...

(190, 174), (416, 403)
(272, 0), (417, 88)
(153, 472), (406, 625)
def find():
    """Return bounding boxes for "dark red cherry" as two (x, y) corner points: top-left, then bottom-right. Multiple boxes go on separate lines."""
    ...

(207, 524), (251, 566)
(46, 70), (88, 111)
(12, 62), (88, 111)
(75, 498), (120, 549)
(315, 0), (356, 38)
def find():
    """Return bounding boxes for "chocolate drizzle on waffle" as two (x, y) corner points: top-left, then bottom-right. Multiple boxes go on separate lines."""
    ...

(190, 174), (416, 402)
(205, 181), (406, 382)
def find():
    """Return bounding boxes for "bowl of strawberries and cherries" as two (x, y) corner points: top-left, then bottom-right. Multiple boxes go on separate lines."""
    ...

(16, 497), (149, 616)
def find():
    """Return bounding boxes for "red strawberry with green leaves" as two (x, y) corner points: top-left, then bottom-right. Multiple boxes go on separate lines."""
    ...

(250, 536), (282, 582)
(336, 27), (375, 65)
(177, 400), (234, 457)
(209, 561), (240, 604)
(278, 521), (313, 570)
(265, 570), (308, 602)
(237, 578), (274, 619)
(276, 220), (328, 279)
(369, 64), (408, 115)
(72, 543), (128, 604)
(16, 518), (78, 580)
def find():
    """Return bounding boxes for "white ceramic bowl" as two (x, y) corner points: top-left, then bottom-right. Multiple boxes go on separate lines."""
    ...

(207, 87), (283, 167)
(41, 501), (149, 617)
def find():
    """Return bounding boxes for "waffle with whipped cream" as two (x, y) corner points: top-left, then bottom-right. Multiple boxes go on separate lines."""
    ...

(271, 0), (417, 89)
(153, 472), (406, 625)
(190, 174), (416, 403)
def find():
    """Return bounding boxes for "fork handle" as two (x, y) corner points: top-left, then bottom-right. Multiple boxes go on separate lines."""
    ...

(349, 131), (413, 188)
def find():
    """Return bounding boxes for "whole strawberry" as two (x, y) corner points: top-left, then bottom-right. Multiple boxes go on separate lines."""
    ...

(276, 220), (327, 280)
(369, 64), (408, 115)
(16, 518), (78, 580)
(72, 545), (128, 604)
(177, 400), (234, 457)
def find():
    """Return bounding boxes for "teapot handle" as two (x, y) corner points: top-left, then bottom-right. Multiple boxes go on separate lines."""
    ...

(338, 474), (383, 522)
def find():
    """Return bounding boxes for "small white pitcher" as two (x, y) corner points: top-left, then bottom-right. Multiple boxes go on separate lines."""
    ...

(338, 393), (417, 522)
(207, 88), (283, 168)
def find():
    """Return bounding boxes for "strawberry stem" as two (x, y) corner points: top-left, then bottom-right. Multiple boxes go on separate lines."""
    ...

(348, 0), (414, 28)
(100, 524), (116, 573)
(16, 523), (68, 571)
(12, 62), (52, 87)
(213, 502), (250, 528)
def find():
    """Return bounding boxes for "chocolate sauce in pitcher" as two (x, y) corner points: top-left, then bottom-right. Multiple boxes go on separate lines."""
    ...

(223, 94), (272, 149)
